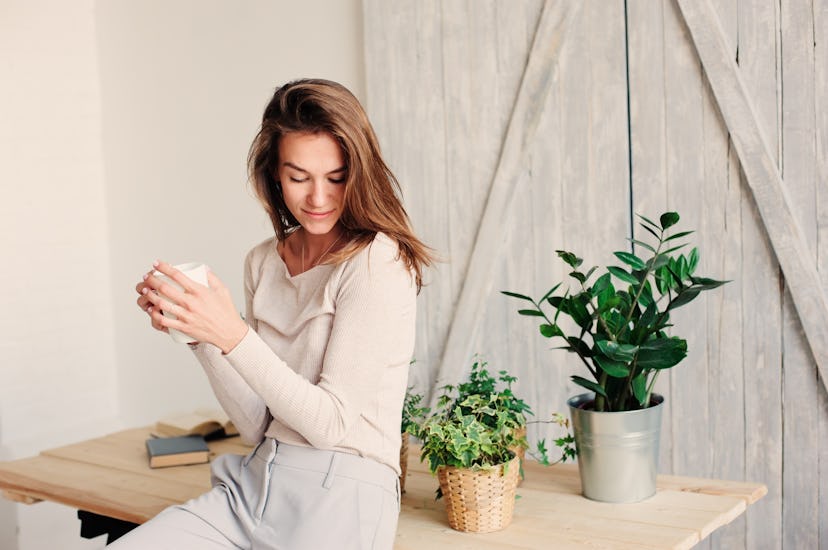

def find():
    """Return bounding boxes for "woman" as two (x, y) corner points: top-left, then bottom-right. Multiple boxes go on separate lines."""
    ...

(116, 79), (432, 549)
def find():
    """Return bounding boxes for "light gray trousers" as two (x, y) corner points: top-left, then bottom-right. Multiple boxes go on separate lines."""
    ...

(107, 439), (400, 550)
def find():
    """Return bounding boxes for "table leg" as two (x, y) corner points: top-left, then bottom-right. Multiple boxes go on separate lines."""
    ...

(77, 510), (139, 544)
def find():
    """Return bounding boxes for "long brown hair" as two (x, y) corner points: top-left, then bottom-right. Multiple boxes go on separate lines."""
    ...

(248, 78), (433, 289)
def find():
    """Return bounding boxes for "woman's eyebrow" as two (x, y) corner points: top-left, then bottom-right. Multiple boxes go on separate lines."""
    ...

(282, 162), (347, 176)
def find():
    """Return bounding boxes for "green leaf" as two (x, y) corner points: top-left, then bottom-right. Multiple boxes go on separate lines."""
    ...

(608, 266), (638, 285)
(501, 290), (534, 302)
(539, 324), (564, 338)
(564, 337), (593, 358)
(591, 272), (612, 296)
(595, 340), (639, 361)
(636, 337), (687, 369)
(632, 374), (648, 406)
(637, 280), (655, 307)
(689, 277), (729, 290)
(628, 238), (656, 253)
(655, 265), (672, 294)
(614, 251), (647, 270)
(567, 297), (592, 330)
(639, 222), (661, 241)
(539, 283), (562, 303)
(602, 310), (627, 335)
(636, 213), (661, 230)
(639, 301), (658, 330)
(594, 354), (631, 377)
(661, 243), (688, 256)
(678, 255), (689, 280)
(571, 375), (608, 398)
(663, 230), (694, 242)
(556, 250), (583, 269)
(570, 271), (586, 284)
(688, 247), (699, 272)
(648, 254), (671, 270)
(667, 288), (700, 311)
(518, 309), (544, 317)
(660, 212), (680, 229)
(666, 264), (685, 289)
(583, 266), (598, 282)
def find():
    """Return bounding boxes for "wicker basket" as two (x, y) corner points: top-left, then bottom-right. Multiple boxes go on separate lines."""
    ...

(437, 455), (521, 533)
(399, 431), (409, 493)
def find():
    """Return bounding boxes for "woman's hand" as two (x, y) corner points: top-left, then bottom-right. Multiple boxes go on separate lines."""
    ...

(135, 261), (248, 353)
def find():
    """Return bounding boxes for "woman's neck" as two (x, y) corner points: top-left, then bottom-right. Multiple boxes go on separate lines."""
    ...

(296, 226), (344, 271)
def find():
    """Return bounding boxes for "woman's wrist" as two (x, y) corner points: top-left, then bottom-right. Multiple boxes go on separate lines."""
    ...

(220, 321), (250, 355)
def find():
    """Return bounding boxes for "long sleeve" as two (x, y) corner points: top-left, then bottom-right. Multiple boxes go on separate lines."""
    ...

(190, 234), (416, 472)
(223, 236), (416, 450)
(189, 248), (270, 444)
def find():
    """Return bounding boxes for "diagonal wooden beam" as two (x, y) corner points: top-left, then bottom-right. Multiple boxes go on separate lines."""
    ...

(676, 0), (828, 389)
(432, 0), (579, 405)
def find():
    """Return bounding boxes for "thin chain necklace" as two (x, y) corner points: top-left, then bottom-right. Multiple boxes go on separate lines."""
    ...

(300, 229), (343, 273)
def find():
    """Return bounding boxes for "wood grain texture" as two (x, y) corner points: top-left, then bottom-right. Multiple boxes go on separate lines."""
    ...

(432, 0), (578, 403)
(818, 0), (828, 545)
(661, 0), (711, 504)
(779, 0), (820, 547)
(702, 2), (747, 549)
(363, 0), (449, 400)
(0, 429), (767, 549)
(626, 0), (674, 476)
(675, 0), (828, 389)
(362, 1), (828, 546)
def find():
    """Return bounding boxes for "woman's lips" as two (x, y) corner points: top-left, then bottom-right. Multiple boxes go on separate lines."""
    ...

(304, 210), (333, 219)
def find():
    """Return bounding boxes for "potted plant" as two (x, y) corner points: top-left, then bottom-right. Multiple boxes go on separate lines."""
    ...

(453, 360), (532, 475)
(416, 379), (524, 533)
(503, 212), (728, 502)
(400, 386), (428, 493)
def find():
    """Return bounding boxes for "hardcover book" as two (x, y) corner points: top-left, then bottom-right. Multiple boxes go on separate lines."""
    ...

(152, 408), (238, 440)
(145, 435), (210, 468)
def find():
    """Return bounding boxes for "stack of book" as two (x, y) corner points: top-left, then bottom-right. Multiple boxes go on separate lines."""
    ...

(145, 408), (237, 468)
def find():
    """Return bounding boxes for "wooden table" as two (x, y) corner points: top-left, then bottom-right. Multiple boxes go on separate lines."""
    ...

(0, 427), (765, 549)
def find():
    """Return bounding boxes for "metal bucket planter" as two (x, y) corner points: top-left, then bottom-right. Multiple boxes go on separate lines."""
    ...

(567, 392), (664, 503)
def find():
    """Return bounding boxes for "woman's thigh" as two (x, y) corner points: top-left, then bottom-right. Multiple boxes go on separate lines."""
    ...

(254, 464), (399, 550)
(106, 486), (245, 550)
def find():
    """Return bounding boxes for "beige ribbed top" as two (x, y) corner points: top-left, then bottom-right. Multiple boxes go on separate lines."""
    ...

(191, 233), (416, 473)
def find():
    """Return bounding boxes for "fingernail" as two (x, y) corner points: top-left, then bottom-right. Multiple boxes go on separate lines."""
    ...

(141, 288), (148, 295)
(153, 260), (160, 267)
(148, 306), (153, 313)
(142, 274), (148, 281)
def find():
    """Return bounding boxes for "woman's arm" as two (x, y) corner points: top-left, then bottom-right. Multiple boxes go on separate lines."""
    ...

(187, 248), (272, 444)
(222, 237), (416, 448)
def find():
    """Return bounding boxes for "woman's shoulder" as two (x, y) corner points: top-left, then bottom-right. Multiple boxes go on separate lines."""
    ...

(244, 236), (278, 272)
(337, 232), (412, 287)
(350, 232), (400, 265)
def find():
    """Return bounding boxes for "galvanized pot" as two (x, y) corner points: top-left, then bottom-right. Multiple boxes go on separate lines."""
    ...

(567, 392), (664, 503)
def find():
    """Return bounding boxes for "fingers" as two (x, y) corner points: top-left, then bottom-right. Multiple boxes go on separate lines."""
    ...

(142, 272), (187, 308)
(141, 285), (187, 319)
(148, 306), (170, 333)
(206, 270), (223, 290)
(152, 260), (204, 294)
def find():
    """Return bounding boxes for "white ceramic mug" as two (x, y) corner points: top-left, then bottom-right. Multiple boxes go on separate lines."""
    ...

(153, 262), (208, 344)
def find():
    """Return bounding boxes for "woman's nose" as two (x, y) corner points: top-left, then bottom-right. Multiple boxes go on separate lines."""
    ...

(308, 180), (326, 206)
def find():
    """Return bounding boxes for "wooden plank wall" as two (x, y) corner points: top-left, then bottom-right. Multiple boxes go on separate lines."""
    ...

(363, 0), (827, 547)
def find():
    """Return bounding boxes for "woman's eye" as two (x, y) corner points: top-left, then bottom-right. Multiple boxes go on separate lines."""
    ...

(330, 177), (346, 184)
(289, 176), (307, 183)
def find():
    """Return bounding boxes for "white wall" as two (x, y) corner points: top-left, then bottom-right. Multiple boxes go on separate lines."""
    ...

(0, 0), (119, 547)
(1, 0), (365, 548)
(95, 0), (366, 428)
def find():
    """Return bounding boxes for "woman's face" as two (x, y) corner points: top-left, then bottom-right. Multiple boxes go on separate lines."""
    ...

(277, 131), (347, 236)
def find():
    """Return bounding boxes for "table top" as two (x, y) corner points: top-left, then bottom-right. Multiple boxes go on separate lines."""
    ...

(0, 427), (766, 549)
